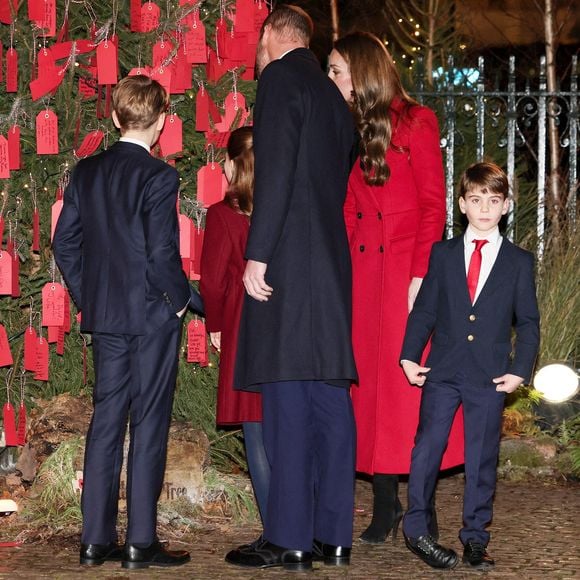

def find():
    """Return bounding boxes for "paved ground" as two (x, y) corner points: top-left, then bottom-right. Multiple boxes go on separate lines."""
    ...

(0, 475), (578, 579)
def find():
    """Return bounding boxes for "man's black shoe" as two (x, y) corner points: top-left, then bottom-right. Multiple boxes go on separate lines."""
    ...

(463, 541), (495, 569)
(225, 537), (312, 571)
(80, 543), (124, 566)
(122, 541), (190, 569)
(312, 539), (351, 566)
(403, 533), (458, 569)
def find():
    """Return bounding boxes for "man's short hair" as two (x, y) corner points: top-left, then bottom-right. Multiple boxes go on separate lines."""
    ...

(111, 75), (169, 131)
(459, 161), (509, 199)
(262, 4), (313, 45)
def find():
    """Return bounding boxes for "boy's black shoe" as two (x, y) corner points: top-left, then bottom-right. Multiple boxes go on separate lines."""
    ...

(312, 539), (351, 566)
(80, 543), (124, 565)
(225, 537), (312, 571)
(403, 533), (458, 569)
(122, 541), (190, 569)
(462, 542), (495, 569)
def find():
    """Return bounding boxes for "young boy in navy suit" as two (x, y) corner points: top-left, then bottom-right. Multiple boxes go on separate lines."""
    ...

(54, 75), (202, 570)
(400, 162), (540, 570)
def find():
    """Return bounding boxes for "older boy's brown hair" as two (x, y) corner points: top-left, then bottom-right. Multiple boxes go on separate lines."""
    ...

(262, 4), (313, 45)
(459, 161), (509, 199)
(111, 75), (169, 131)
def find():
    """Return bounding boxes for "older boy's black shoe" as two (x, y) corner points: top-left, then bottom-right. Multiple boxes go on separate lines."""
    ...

(122, 541), (190, 569)
(312, 539), (351, 566)
(463, 542), (495, 569)
(80, 543), (124, 565)
(225, 537), (312, 571)
(403, 533), (458, 569)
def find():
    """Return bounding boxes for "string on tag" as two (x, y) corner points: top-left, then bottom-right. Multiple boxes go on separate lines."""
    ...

(229, 68), (239, 110)
(206, 143), (215, 169)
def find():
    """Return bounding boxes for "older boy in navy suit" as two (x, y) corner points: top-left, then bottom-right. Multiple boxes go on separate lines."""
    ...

(53, 75), (202, 570)
(400, 162), (540, 570)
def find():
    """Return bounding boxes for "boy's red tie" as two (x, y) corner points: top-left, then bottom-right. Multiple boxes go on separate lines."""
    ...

(467, 239), (489, 303)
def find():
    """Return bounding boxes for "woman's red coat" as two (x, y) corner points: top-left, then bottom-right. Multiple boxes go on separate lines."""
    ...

(345, 99), (464, 474)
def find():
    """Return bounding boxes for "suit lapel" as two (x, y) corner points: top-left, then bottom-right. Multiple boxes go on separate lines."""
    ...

(474, 237), (511, 305)
(447, 235), (472, 306)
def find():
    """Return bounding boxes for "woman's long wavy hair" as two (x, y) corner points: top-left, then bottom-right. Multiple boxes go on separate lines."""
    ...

(224, 126), (254, 215)
(333, 32), (418, 186)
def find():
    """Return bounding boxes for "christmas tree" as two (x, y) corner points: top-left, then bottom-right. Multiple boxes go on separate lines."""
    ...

(0, 0), (264, 465)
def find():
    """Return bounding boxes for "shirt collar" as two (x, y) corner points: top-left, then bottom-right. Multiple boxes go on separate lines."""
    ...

(119, 136), (150, 152)
(464, 225), (501, 246)
(279, 47), (300, 60)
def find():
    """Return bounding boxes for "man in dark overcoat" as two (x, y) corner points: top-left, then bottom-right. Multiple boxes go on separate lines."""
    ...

(225, 5), (358, 572)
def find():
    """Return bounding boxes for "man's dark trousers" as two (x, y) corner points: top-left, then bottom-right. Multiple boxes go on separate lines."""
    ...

(81, 315), (182, 546)
(261, 380), (356, 552)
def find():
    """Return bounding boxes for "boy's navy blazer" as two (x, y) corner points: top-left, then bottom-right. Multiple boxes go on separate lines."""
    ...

(53, 141), (202, 335)
(401, 234), (540, 386)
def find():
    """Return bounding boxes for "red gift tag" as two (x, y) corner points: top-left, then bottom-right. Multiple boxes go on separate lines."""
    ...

(32, 208), (40, 251)
(16, 401), (27, 446)
(6, 237), (13, 255)
(130, 0), (141, 32)
(234, 0), (255, 33)
(0, 135), (9, 179)
(75, 130), (104, 158)
(158, 114), (183, 157)
(96, 41), (118, 85)
(141, 1), (160, 32)
(206, 48), (229, 82)
(190, 226), (204, 280)
(34, 336), (49, 381)
(56, 325), (65, 355)
(0, 0), (15, 24)
(152, 39), (173, 69)
(216, 91), (247, 131)
(187, 319), (208, 363)
(78, 70), (97, 99)
(36, 110), (59, 154)
(150, 65), (171, 93)
(34, 0), (56, 37)
(3, 403), (17, 445)
(7, 125), (21, 170)
(197, 163), (224, 208)
(179, 213), (193, 261)
(11, 250), (19, 298)
(0, 251), (13, 295)
(170, 46), (192, 93)
(47, 325), (59, 343)
(0, 324), (13, 367)
(42, 282), (66, 326)
(195, 88), (210, 132)
(185, 19), (207, 64)
(6, 48), (18, 92)
(254, 0), (269, 32)
(24, 327), (37, 371)
(27, 0), (44, 20)
(51, 198), (63, 241)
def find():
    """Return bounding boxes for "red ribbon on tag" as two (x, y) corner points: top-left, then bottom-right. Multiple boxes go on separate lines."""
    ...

(0, 251), (13, 295)
(24, 327), (37, 371)
(42, 282), (66, 326)
(75, 130), (104, 158)
(3, 403), (17, 446)
(16, 401), (26, 446)
(34, 336), (49, 381)
(36, 110), (59, 154)
(56, 325), (65, 355)
(7, 125), (21, 170)
(6, 48), (18, 92)
(0, 324), (13, 367)
(187, 319), (208, 365)
(10, 250), (19, 298)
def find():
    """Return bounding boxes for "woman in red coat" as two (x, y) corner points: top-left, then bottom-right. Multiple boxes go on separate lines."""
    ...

(200, 127), (269, 524)
(329, 32), (464, 544)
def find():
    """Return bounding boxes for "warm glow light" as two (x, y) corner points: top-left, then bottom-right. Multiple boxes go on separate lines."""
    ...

(414, 31), (420, 37)
(0, 499), (18, 515)
(533, 364), (579, 403)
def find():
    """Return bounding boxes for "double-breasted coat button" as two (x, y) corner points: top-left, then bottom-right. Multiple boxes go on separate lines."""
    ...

(379, 245), (384, 253)
(359, 245), (365, 252)
(467, 334), (475, 342)
(469, 314), (476, 322)
(377, 212), (382, 220)
(357, 212), (362, 219)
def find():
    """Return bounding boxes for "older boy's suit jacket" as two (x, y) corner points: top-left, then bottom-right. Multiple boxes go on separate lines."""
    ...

(401, 234), (540, 386)
(53, 141), (199, 334)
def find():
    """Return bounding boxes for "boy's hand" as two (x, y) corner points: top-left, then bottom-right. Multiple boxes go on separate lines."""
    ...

(493, 373), (524, 393)
(401, 360), (431, 387)
(408, 277), (423, 312)
(243, 260), (273, 302)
